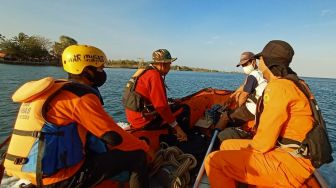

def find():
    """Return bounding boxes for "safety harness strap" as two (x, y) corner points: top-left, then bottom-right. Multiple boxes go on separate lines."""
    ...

(278, 137), (301, 146)
(36, 134), (45, 188)
(5, 153), (29, 165)
(13, 129), (41, 138)
(13, 129), (64, 138)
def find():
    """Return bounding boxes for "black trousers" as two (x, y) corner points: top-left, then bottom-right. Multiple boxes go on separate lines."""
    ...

(227, 104), (255, 126)
(217, 127), (253, 142)
(217, 105), (255, 142)
(44, 149), (148, 188)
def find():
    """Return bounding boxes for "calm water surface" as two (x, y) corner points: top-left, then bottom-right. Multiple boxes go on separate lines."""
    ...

(0, 64), (335, 186)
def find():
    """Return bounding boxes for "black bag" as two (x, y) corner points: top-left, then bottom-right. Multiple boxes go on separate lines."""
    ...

(300, 125), (333, 168)
(122, 77), (145, 112)
(122, 67), (153, 112)
(285, 75), (333, 168)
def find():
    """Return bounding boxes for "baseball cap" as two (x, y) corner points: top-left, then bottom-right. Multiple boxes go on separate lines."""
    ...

(236, 52), (255, 67)
(253, 40), (294, 68)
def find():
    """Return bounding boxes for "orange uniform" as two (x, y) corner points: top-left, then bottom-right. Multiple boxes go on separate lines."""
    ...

(43, 82), (149, 184)
(125, 69), (176, 128)
(205, 78), (315, 187)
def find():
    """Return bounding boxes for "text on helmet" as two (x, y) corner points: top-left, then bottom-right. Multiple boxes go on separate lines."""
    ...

(67, 54), (105, 63)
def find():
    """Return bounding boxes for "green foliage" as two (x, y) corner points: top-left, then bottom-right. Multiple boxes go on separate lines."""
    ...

(0, 33), (77, 62)
(0, 33), (222, 73)
(0, 34), (5, 41)
(106, 59), (143, 68)
(0, 32), (52, 59)
(51, 35), (78, 58)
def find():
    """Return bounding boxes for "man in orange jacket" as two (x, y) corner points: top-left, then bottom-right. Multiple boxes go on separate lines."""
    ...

(205, 40), (315, 187)
(5, 45), (149, 188)
(124, 49), (187, 141)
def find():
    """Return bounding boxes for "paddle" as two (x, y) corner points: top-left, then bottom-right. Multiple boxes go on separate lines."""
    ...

(193, 129), (219, 188)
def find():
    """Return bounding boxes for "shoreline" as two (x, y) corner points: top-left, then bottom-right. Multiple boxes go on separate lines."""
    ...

(0, 60), (60, 66)
(0, 60), (232, 73)
(1, 60), (335, 79)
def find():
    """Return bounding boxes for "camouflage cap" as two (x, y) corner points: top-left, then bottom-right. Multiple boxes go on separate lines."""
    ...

(152, 49), (177, 63)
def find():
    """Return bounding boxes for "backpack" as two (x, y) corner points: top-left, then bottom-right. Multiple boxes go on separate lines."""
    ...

(285, 75), (333, 168)
(122, 66), (153, 112)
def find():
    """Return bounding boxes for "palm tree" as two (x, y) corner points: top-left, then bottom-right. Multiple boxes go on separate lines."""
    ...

(51, 35), (78, 58)
(0, 34), (5, 41)
(13, 32), (28, 44)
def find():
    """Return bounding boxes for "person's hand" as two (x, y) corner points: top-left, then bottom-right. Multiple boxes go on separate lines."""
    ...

(168, 98), (181, 105)
(215, 122), (225, 131)
(173, 98), (182, 103)
(230, 91), (240, 102)
(234, 91), (242, 103)
(214, 113), (229, 130)
(174, 125), (188, 142)
(229, 91), (236, 99)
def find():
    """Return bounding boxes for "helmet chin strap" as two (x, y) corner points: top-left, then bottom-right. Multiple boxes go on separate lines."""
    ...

(68, 72), (93, 86)
(82, 70), (95, 85)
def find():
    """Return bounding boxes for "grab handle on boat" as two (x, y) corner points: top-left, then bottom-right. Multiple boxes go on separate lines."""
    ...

(193, 129), (219, 188)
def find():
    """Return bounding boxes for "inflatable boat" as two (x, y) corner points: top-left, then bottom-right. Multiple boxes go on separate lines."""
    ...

(0, 88), (329, 188)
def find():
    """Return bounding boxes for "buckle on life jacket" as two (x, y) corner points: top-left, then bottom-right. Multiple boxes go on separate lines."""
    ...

(297, 145), (309, 157)
(14, 157), (29, 165)
(5, 153), (29, 165)
(13, 129), (42, 138)
(32, 131), (41, 138)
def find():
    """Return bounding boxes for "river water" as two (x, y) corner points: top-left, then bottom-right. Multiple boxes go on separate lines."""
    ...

(0, 64), (335, 186)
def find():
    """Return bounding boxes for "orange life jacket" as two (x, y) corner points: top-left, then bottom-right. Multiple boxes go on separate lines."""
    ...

(4, 77), (102, 186)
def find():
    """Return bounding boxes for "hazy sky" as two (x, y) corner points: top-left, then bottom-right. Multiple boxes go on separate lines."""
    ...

(1, 0), (335, 78)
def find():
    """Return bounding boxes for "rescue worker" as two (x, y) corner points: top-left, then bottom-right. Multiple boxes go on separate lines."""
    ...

(215, 52), (267, 141)
(124, 49), (187, 141)
(205, 40), (316, 187)
(4, 45), (149, 188)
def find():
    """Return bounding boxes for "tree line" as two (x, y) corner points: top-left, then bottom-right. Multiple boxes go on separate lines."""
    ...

(0, 33), (224, 72)
(0, 33), (77, 62)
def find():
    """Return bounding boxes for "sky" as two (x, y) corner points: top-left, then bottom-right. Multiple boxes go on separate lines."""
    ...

(1, 0), (336, 78)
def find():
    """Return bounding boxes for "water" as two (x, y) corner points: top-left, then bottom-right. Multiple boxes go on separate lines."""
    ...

(0, 64), (335, 186)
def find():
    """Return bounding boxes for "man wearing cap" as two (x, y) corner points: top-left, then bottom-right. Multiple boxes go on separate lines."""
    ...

(124, 49), (187, 141)
(205, 40), (316, 187)
(215, 52), (267, 142)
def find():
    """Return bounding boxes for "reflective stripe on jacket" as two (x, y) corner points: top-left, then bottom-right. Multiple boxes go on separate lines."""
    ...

(5, 77), (149, 185)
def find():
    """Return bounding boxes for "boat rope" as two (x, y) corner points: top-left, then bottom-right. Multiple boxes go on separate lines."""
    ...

(149, 142), (197, 188)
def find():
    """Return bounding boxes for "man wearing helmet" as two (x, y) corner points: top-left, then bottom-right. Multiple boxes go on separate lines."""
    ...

(123, 49), (187, 141)
(5, 45), (149, 188)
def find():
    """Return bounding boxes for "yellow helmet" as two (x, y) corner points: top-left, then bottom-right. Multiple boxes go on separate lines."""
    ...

(62, 45), (107, 75)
